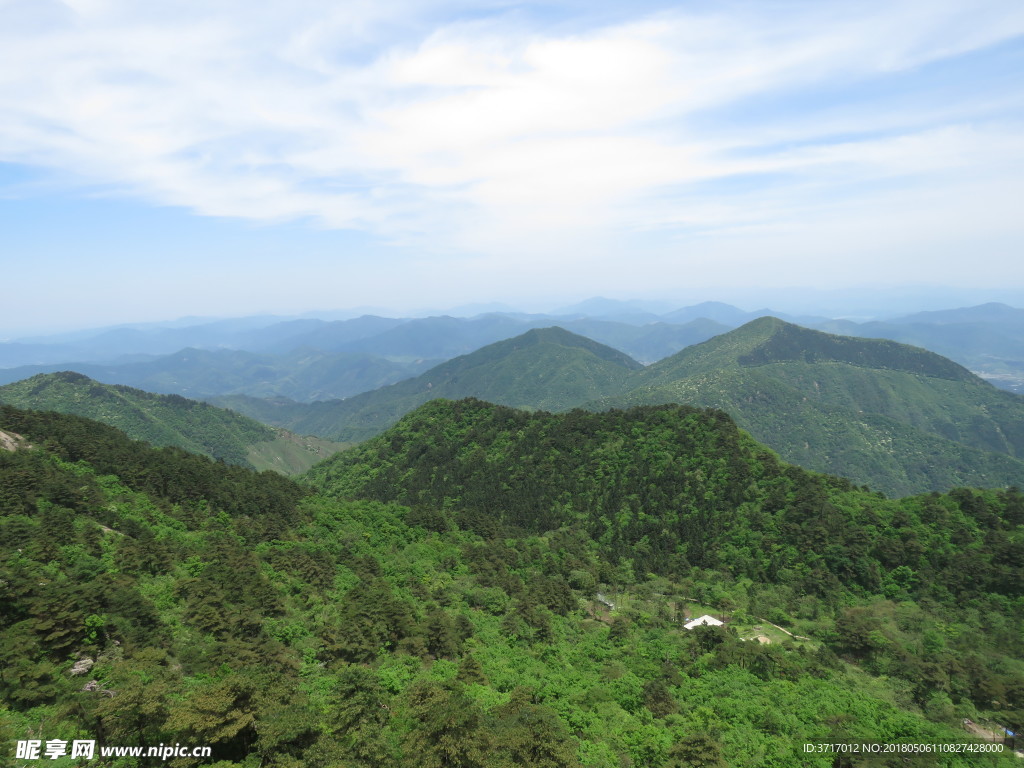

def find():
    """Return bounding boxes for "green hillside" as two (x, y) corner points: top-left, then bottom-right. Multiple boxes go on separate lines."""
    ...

(595, 318), (1024, 496)
(221, 319), (1024, 495)
(2, 402), (1022, 766)
(308, 399), (1024, 738)
(0, 372), (343, 473)
(812, 302), (1024, 393)
(217, 327), (642, 442)
(634, 317), (976, 380)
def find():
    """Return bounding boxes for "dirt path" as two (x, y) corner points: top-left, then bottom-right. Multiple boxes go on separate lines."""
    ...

(962, 721), (1024, 759)
(963, 720), (1002, 742)
(755, 617), (810, 640)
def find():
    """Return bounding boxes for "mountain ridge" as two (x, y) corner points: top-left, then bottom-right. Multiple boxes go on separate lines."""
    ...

(0, 371), (344, 473)
(9, 317), (1024, 495)
(215, 326), (643, 442)
(226, 318), (1024, 495)
(595, 318), (1024, 495)
(645, 316), (976, 381)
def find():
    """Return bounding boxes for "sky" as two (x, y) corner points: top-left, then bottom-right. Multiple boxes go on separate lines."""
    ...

(2, 0), (1023, 335)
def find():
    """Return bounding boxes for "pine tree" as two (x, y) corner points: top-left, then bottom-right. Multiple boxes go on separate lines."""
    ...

(402, 680), (491, 768)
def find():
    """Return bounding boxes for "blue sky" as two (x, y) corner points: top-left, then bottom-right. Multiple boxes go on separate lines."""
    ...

(1, 0), (1023, 335)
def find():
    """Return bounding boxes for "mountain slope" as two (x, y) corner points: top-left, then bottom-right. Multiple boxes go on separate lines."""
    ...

(218, 327), (643, 442)
(219, 318), (1024, 494)
(596, 317), (1024, 495)
(0, 372), (343, 473)
(4, 403), (1022, 765)
(811, 303), (1024, 393)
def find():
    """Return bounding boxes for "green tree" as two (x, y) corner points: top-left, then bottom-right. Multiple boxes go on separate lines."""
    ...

(493, 696), (580, 768)
(164, 674), (258, 762)
(318, 665), (392, 767)
(402, 680), (491, 768)
(665, 732), (727, 768)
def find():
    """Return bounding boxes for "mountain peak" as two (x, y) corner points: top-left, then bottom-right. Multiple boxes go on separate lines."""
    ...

(49, 370), (94, 384)
(249, 326), (645, 442)
(518, 326), (579, 343)
(735, 319), (975, 381)
(735, 314), (788, 334)
(647, 317), (977, 384)
(498, 326), (643, 370)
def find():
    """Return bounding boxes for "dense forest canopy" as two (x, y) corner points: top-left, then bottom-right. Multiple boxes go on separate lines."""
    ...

(1, 401), (1022, 766)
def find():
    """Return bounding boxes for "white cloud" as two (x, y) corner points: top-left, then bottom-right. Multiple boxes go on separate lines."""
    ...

(0, 0), (1022, 273)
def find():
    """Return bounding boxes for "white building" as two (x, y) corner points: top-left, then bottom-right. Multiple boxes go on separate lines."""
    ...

(684, 614), (724, 630)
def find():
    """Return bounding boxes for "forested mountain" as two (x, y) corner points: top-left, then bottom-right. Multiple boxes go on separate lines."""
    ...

(811, 303), (1024, 394)
(213, 328), (643, 442)
(5, 301), (1023, 396)
(0, 372), (343, 474)
(1, 401), (1021, 766)
(593, 319), (1024, 499)
(309, 397), (1024, 597)
(595, 318), (1024, 496)
(215, 319), (1024, 496)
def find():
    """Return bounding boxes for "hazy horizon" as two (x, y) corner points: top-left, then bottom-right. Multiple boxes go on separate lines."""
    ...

(3, 288), (1023, 341)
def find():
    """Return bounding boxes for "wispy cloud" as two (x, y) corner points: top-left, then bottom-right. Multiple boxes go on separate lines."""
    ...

(1, 0), (1022, 273)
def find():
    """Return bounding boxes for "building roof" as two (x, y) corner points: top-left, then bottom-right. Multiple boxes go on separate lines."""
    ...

(684, 614), (724, 630)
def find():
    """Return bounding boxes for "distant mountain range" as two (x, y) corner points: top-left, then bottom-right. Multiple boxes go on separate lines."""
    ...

(5, 300), (1024, 494)
(215, 319), (1024, 496)
(0, 372), (345, 474)
(3, 301), (1022, 401)
(1, 315), (736, 386)
(0, 313), (733, 398)
(0, 348), (438, 402)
